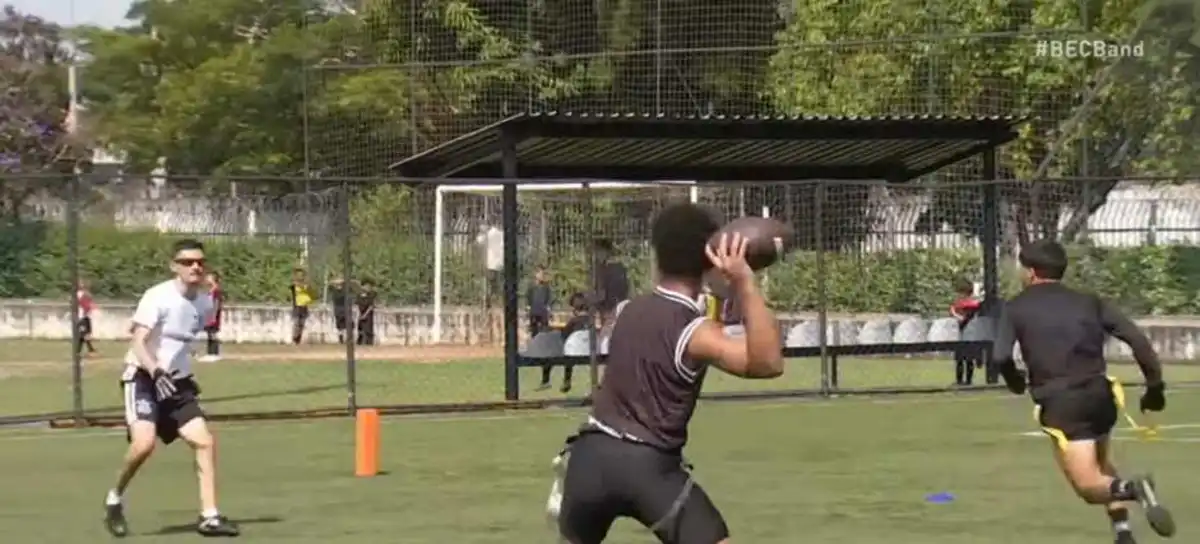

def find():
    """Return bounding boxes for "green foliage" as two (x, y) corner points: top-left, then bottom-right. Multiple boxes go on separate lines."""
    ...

(18, 0), (1200, 314)
(0, 220), (304, 302)
(7, 200), (1200, 317)
(75, 0), (325, 178)
(767, 0), (1200, 243)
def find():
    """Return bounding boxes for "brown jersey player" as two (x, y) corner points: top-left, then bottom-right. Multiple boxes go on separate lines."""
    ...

(550, 203), (787, 544)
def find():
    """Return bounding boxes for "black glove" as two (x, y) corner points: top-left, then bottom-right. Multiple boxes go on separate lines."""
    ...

(1000, 365), (1026, 395)
(1140, 383), (1165, 413)
(152, 368), (177, 400)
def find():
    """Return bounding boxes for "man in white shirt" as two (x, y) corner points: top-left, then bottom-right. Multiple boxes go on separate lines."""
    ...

(103, 239), (240, 538)
(477, 224), (504, 305)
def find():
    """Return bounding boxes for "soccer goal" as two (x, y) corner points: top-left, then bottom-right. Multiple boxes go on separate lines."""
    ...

(431, 181), (698, 342)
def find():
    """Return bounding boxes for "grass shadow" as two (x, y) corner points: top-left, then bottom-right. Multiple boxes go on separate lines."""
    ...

(148, 515), (284, 535)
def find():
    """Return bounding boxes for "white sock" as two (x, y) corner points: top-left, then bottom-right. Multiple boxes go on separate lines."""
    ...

(1113, 520), (1132, 533)
(201, 508), (220, 519)
(105, 490), (122, 506)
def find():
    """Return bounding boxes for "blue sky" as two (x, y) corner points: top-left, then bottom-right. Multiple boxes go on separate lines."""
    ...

(9, 0), (135, 28)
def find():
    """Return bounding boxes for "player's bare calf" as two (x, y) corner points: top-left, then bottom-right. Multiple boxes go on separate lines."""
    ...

(994, 240), (1173, 543)
(103, 239), (240, 538)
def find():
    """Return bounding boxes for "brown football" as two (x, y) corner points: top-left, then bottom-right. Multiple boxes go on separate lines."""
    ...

(709, 217), (793, 270)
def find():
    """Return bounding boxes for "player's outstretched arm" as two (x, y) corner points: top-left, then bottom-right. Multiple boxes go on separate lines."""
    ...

(1099, 299), (1164, 387)
(686, 278), (783, 379)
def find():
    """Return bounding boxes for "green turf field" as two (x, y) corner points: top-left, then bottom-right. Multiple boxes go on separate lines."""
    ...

(1, 339), (1197, 420)
(0, 339), (1197, 543)
(1, 389), (1197, 543)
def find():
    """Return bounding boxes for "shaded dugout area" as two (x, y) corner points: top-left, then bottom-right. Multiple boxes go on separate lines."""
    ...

(392, 111), (1027, 401)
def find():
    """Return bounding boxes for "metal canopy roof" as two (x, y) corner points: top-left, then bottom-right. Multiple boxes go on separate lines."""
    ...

(390, 112), (1026, 182)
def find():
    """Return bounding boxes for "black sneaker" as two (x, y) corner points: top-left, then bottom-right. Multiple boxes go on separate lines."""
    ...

(1115, 531), (1137, 544)
(104, 503), (129, 538)
(196, 515), (240, 537)
(1132, 476), (1175, 538)
(535, 382), (551, 391)
(560, 380), (572, 394)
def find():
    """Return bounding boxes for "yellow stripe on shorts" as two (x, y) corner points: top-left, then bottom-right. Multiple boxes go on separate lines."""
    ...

(1031, 376), (1157, 449)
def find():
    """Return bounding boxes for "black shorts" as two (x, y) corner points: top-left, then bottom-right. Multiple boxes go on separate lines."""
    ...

(334, 313), (348, 331)
(559, 432), (729, 544)
(77, 316), (92, 336)
(1035, 376), (1119, 449)
(121, 370), (205, 445)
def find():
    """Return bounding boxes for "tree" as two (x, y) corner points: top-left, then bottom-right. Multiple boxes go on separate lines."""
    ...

(77, 0), (586, 179)
(765, 0), (1200, 245)
(0, 5), (76, 217)
(76, 0), (329, 182)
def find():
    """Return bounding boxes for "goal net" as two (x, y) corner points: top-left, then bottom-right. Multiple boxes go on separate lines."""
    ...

(431, 181), (697, 343)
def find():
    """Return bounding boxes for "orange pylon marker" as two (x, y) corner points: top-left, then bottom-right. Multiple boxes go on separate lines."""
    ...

(355, 408), (380, 477)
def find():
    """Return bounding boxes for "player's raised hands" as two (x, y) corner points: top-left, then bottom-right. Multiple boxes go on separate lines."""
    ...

(705, 233), (754, 285)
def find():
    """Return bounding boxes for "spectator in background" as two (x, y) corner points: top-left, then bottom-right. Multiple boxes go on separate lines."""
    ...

(476, 223), (504, 306)
(356, 280), (377, 346)
(289, 268), (315, 345)
(330, 276), (351, 344)
(950, 277), (982, 386)
(527, 265), (554, 337)
(76, 279), (98, 358)
(538, 292), (590, 393)
(592, 239), (629, 335)
(201, 272), (223, 362)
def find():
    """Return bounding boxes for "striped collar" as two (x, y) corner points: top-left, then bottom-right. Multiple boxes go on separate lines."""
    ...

(653, 286), (704, 313)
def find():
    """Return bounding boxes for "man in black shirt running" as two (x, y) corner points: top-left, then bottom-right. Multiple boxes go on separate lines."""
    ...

(549, 203), (785, 544)
(993, 240), (1173, 544)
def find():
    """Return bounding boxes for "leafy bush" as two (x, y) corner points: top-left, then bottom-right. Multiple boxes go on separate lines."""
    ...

(6, 198), (1200, 316)
(0, 221), (303, 302)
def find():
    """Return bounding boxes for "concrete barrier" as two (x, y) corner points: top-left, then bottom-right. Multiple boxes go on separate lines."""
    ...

(3, 299), (1200, 361)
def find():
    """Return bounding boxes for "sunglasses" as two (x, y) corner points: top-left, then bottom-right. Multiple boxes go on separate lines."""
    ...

(174, 258), (206, 268)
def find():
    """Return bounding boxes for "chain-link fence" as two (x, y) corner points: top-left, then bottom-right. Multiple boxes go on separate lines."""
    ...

(2, 174), (1200, 424)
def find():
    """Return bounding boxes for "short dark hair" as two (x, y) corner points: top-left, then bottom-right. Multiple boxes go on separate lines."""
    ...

(954, 277), (973, 296)
(593, 238), (614, 254)
(651, 203), (720, 279)
(1019, 239), (1068, 280)
(569, 292), (588, 311)
(172, 238), (204, 256)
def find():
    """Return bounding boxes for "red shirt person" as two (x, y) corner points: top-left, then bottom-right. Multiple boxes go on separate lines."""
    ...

(950, 278), (981, 386)
(76, 280), (98, 356)
(950, 293), (981, 330)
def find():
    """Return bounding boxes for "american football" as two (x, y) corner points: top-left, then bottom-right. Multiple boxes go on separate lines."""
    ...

(709, 216), (792, 270)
